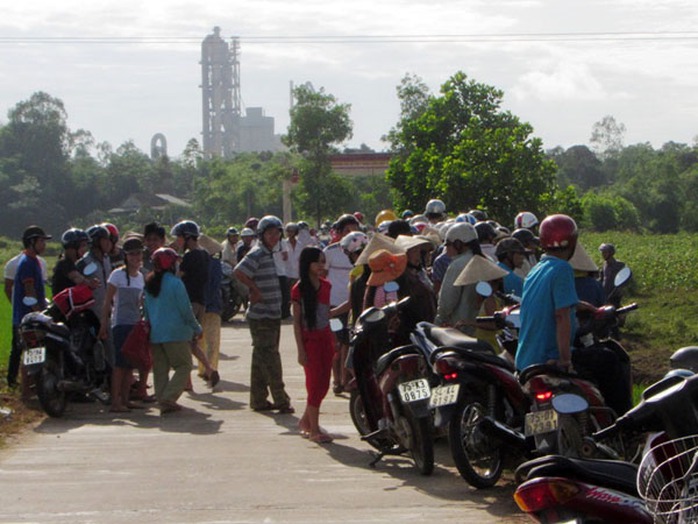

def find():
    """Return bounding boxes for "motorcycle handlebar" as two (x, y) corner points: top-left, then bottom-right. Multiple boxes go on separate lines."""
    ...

(616, 303), (638, 315)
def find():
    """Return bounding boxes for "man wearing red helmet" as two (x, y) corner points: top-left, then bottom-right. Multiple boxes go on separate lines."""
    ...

(515, 214), (579, 372)
(515, 215), (631, 415)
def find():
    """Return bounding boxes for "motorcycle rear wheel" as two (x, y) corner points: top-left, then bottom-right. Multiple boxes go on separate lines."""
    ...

(556, 415), (584, 458)
(449, 397), (503, 488)
(37, 354), (67, 418)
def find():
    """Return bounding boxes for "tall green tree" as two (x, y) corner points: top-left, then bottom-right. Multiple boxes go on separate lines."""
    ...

(385, 72), (556, 223)
(283, 84), (353, 225)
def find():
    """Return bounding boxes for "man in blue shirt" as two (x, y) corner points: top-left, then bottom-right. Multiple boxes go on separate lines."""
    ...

(495, 237), (525, 298)
(515, 215), (579, 372)
(9, 226), (52, 387)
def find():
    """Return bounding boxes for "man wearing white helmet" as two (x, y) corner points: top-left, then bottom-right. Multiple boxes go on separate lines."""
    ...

(514, 211), (539, 231)
(434, 223), (483, 335)
(425, 198), (447, 225)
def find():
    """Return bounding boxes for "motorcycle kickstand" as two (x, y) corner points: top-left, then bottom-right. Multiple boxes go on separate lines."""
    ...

(368, 451), (384, 468)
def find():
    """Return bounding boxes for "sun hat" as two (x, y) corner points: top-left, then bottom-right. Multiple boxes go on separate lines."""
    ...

(354, 232), (403, 266)
(569, 243), (598, 272)
(454, 255), (509, 286)
(367, 249), (408, 286)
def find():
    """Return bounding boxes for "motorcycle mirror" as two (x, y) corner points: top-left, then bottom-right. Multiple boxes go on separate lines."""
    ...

(507, 309), (521, 329)
(82, 262), (98, 277)
(329, 318), (344, 332)
(383, 281), (400, 293)
(475, 281), (493, 298)
(613, 267), (632, 287)
(364, 308), (385, 324)
(22, 296), (38, 307)
(551, 393), (589, 415)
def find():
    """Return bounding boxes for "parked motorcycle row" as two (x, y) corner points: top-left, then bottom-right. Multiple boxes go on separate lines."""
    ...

(344, 267), (698, 522)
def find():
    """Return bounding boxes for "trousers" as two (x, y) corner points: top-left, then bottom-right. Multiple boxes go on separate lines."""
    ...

(248, 318), (290, 409)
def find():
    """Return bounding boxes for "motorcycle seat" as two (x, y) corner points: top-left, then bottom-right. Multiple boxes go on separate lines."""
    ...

(48, 322), (71, 338)
(435, 346), (516, 373)
(425, 325), (493, 353)
(374, 345), (421, 377)
(516, 455), (639, 496)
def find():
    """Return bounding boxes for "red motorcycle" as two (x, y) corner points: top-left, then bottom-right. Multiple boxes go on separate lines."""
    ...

(346, 298), (435, 475)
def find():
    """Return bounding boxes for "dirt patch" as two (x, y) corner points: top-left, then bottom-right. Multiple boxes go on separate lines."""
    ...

(0, 389), (45, 448)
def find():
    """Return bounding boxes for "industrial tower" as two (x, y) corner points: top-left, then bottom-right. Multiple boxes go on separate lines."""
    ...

(200, 27), (241, 158)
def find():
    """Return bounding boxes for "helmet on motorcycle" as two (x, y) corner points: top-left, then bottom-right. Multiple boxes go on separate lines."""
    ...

(515, 211), (539, 230)
(226, 227), (239, 237)
(61, 228), (88, 249)
(340, 231), (369, 254)
(495, 238), (526, 260)
(425, 199), (446, 217)
(170, 220), (200, 239)
(375, 209), (397, 226)
(512, 228), (539, 247)
(539, 214), (578, 251)
(455, 213), (477, 225)
(335, 213), (360, 234)
(670, 347), (698, 373)
(475, 222), (497, 243)
(245, 217), (259, 230)
(469, 209), (488, 222)
(101, 222), (119, 244)
(240, 227), (255, 238)
(86, 224), (110, 245)
(151, 247), (179, 272)
(257, 215), (283, 236)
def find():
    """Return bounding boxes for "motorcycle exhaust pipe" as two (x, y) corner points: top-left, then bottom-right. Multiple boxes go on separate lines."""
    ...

(479, 416), (528, 451)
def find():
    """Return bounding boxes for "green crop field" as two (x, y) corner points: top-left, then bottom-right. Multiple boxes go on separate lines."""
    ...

(1, 232), (696, 387)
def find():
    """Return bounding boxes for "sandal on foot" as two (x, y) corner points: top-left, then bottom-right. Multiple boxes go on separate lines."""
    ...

(208, 370), (220, 388)
(310, 433), (333, 444)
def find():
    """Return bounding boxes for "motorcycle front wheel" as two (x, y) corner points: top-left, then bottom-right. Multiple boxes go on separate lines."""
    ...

(449, 396), (503, 488)
(37, 354), (67, 418)
(349, 390), (391, 451)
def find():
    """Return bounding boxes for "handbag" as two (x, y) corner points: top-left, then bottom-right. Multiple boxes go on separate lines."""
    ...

(121, 319), (152, 370)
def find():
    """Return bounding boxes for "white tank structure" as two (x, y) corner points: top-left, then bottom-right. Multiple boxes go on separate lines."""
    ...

(200, 26), (241, 158)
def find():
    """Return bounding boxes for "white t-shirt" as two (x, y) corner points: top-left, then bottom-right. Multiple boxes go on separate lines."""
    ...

(107, 268), (144, 326)
(324, 242), (353, 306)
(4, 253), (49, 282)
(273, 239), (288, 277)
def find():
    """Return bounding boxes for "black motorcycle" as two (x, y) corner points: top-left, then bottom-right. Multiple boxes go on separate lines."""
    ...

(20, 278), (109, 417)
(221, 261), (246, 322)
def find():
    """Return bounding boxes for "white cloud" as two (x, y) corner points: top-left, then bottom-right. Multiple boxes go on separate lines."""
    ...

(511, 62), (609, 102)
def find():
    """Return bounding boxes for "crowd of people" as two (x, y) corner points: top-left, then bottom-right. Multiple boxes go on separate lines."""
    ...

(4, 199), (630, 439)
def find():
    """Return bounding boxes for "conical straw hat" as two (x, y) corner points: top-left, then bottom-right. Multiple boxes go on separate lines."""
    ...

(394, 235), (431, 252)
(454, 255), (509, 286)
(354, 232), (404, 266)
(569, 243), (598, 272)
(198, 233), (223, 256)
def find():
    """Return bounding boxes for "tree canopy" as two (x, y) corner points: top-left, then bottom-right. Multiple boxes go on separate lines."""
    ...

(385, 72), (557, 224)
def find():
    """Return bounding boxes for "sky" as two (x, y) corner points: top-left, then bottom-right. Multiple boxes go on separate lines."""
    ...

(1, 0), (697, 158)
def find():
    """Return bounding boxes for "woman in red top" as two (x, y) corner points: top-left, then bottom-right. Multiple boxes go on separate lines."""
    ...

(292, 247), (337, 444)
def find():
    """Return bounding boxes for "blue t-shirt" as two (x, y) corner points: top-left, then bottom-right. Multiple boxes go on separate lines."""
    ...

(12, 253), (46, 325)
(515, 255), (578, 371)
(497, 261), (524, 297)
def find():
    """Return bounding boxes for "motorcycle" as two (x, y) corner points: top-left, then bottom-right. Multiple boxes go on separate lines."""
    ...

(20, 263), (110, 417)
(347, 295), (435, 475)
(514, 364), (698, 523)
(220, 260), (246, 322)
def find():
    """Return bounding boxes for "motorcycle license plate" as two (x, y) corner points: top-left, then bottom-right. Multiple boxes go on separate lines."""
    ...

(398, 379), (431, 403)
(429, 384), (460, 408)
(525, 409), (559, 436)
(23, 346), (46, 366)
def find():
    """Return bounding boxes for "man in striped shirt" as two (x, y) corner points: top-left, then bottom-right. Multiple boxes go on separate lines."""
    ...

(234, 215), (294, 414)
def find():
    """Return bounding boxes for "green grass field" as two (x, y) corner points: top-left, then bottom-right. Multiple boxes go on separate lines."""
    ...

(1, 232), (696, 387)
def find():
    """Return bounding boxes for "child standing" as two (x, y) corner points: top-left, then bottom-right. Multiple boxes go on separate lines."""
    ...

(291, 247), (336, 444)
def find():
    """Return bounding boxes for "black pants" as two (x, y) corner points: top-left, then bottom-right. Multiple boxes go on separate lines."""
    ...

(572, 343), (632, 416)
(7, 325), (22, 386)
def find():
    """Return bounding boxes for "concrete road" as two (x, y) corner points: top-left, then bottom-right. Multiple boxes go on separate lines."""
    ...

(0, 321), (526, 523)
